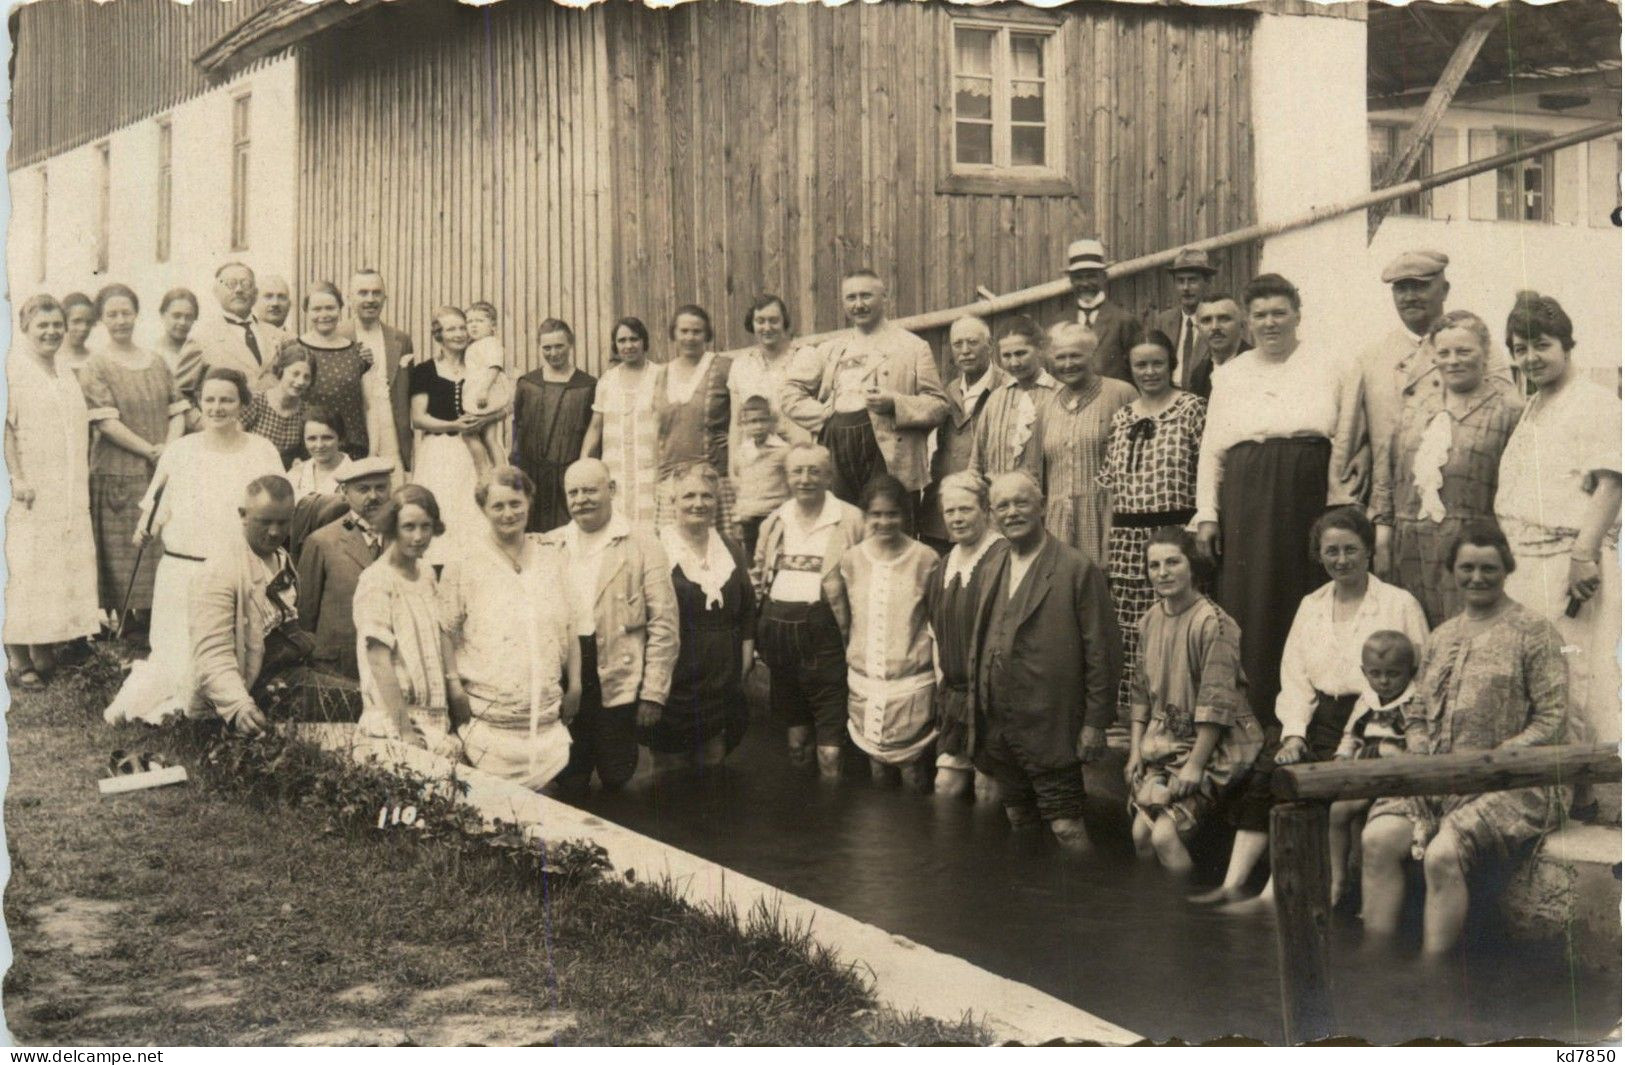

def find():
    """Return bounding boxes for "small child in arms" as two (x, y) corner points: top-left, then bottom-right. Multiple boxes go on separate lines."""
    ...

(733, 395), (789, 558)
(1328, 630), (1420, 905)
(463, 301), (512, 475)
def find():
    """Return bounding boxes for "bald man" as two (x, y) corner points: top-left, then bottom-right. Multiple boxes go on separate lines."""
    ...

(974, 472), (1121, 848)
(538, 459), (678, 790)
(920, 316), (1005, 550)
(751, 442), (866, 776)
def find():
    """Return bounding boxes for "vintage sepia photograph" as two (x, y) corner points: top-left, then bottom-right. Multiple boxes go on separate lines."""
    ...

(0, 0), (1620, 1048)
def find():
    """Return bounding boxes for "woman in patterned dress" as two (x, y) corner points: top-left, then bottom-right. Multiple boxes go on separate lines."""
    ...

(653, 305), (738, 541)
(581, 316), (660, 527)
(1023, 321), (1137, 565)
(1373, 311), (1522, 626)
(242, 345), (314, 467)
(1362, 522), (1569, 955)
(4, 296), (100, 690)
(1099, 331), (1206, 717)
(79, 284), (189, 632)
(279, 282), (374, 460)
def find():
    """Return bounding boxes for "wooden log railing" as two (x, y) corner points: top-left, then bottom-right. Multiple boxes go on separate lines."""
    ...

(1266, 742), (1620, 1046)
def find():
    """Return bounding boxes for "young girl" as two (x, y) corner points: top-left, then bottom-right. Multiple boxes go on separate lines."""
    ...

(1126, 526), (1264, 874)
(287, 405), (354, 498)
(243, 347), (314, 467)
(834, 474), (939, 788)
(462, 301), (513, 475)
(1327, 629), (1420, 905)
(354, 485), (469, 759)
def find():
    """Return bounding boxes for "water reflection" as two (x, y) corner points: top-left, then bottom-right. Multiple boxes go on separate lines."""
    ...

(569, 716), (1619, 1044)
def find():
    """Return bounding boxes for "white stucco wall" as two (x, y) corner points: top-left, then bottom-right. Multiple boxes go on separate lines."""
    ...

(6, 55), (299, 349)
(1250, 12), (1371, 361)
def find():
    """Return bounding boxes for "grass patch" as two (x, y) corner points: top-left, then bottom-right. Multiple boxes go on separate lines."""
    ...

(4, 644), (988, 1046)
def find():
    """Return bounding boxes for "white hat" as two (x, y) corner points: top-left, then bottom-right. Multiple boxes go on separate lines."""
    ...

(333, 456), (396, 484)
(1065, 238), (1108, 273)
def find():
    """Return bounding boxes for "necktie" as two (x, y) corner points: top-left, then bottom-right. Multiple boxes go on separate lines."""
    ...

(239, 319), (263, 366)
(1181, 317), (1195, 381)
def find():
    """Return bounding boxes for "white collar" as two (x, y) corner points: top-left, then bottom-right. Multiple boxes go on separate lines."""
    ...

(224, 311), (257, 327)
(1361, 681), (1417, 713)
(778, 494), (843, 533)
(1076, 292), (1107, 312)
(565, 514), (630, 551)
(961, 370), (995, 402)
(744, 432), (789, 453)
(658, 525), (736, 609)
(1005, 370), (1058, 392)
(943, 530), (1002, 588)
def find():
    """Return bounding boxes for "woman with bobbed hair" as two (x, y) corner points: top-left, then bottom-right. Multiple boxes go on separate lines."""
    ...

(1362, 521), (1570, 954)
(925, 469), (1008, 799)
(967, 314), (1059, 481)
(581, 315), (660, 527)
(728, 294), (811, 469)
(438, 466), (577, 790)
(4, 296), (100, 690)
(59, 291), (98, 376)
(105, 365), (283, 724)
(1495, 291), (1621, 758)
(654, 303), (738, 540)
(79, 283), (189, 633)
(355, 484), (467, 756)
(1373, 309), (1523, 625)
(280, 281), (374, 460)
(1194, 272), (1358, 728)
(154, 288), (200, 374)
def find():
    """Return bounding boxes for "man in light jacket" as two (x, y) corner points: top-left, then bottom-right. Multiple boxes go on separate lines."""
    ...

(539, 459), (679, 790)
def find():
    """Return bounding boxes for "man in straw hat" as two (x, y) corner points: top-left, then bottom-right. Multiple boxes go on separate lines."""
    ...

(1062, 237), (1141, 384)
(1149, 247), (1220, 391)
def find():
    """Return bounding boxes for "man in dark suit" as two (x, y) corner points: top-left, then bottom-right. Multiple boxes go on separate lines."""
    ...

(920, 315), (1005, 551)
(974, 471), (1121, 849)
(1064, 237), (1140, 384)
(1188, 293), (1250, 401)
(296, 456), (393, 679)
(341, 269), (417, 473)
(1149, 248), (1219, 392)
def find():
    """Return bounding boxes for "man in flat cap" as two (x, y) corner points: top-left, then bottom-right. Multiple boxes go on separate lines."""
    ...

(1062, 238), (1140, 384)
(1148, 247), (1220, 392)
(297, 455), (395, 679)
(1334, 250), (1511, 510)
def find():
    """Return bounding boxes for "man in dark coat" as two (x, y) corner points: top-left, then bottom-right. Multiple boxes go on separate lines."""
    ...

(1148, 247), (1219, 392)
(296, 456), (393, 679)
(973, 471), (1122, 848)
(1063, 237), (1140, 384)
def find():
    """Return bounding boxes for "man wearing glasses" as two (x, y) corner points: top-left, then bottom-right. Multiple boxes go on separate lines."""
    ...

(178, 261), (286, 404)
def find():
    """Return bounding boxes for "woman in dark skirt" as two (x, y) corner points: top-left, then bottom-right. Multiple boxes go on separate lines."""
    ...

(1194, 273), (1357, 728)
(925, 470), (1008, 800)
(643, 462), (757, 768)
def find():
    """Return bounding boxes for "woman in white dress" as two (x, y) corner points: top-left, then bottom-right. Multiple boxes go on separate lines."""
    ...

(4, 295), (100, 690)
(286, 405), (354, 498)
(407, 306), (503, 564)
(580, 316), (660, 527)
(104, 367), (283, 724)
(1496, 292), (1622, 753)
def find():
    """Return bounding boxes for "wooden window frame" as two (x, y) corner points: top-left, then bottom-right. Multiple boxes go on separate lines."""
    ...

(230, 92), (252, 252)
(156, 117), (173, 263)
(1494, 128), (1555, 225)
(36, 166), (49, 284)
(95, 141), (111, 274)
(1368, 122), (1432, 219)
(939, 12), (1072, 197)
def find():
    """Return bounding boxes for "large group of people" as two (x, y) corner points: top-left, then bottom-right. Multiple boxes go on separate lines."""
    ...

(7, 235), (1618, 958)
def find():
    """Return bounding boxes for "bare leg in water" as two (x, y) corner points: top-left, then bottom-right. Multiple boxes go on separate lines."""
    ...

(1191, 828), (1269, 904)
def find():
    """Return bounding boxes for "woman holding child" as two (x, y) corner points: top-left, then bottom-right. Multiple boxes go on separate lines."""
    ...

(1362, 522), (1570, 955)
(280, 282), (373, 460)
(409, 306), (502, 562)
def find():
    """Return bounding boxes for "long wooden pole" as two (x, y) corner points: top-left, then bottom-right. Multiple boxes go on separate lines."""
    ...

(1272, 741), (1621, 804)
(732, 118), (1622, 354)
(1368, 10), (1501, 241)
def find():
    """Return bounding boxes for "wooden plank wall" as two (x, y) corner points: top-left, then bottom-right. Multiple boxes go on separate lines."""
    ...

(8, 0), (278, 170)
(604, 0), (1259, 360)
(297, 1), (615, 376)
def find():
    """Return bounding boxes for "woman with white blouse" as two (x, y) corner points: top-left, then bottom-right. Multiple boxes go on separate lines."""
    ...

(1193, 506), (1427, 908)
(1194, 273), (1357, 727)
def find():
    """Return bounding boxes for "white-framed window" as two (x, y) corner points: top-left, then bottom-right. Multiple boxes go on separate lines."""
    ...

(230, 92), (252, 251)
(1368, 122), (1432, 218)
(944, 16), (1068, 196)
(36, 166), (48, 284)
(1495, 128), (1554, 223)
(95, 141), (111, 274)
(156, 117), (173, 263)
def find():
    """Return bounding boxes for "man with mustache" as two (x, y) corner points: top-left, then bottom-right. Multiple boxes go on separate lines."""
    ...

(1334, 250), (1511, 510)
(179, 261), (286, 400)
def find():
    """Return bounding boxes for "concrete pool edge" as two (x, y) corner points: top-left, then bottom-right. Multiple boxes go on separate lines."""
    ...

(312, 728), (1140, 1046)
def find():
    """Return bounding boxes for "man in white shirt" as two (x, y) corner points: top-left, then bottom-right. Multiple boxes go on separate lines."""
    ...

(178, 262), (286, 400)
(254, 275), (293, 332)
(751, 444), (865, 777)
(1148, 248), (1218, 391)
(340, 268), (416, 473)
(780, 269), (948, 516)
(540, 459), (678, 791)
(921, 316), (1005, 550)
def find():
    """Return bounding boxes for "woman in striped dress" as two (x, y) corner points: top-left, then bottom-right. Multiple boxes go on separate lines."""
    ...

(581, 316), (660, 527)
(1023, 321), (1136, 565)
(79, 284), (189, 631)
(1099, 332), (1206, 716)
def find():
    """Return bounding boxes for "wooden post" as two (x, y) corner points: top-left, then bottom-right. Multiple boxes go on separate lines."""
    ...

(1368, 10), (1500, 240)
(1271, 802), (1334, 1046)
